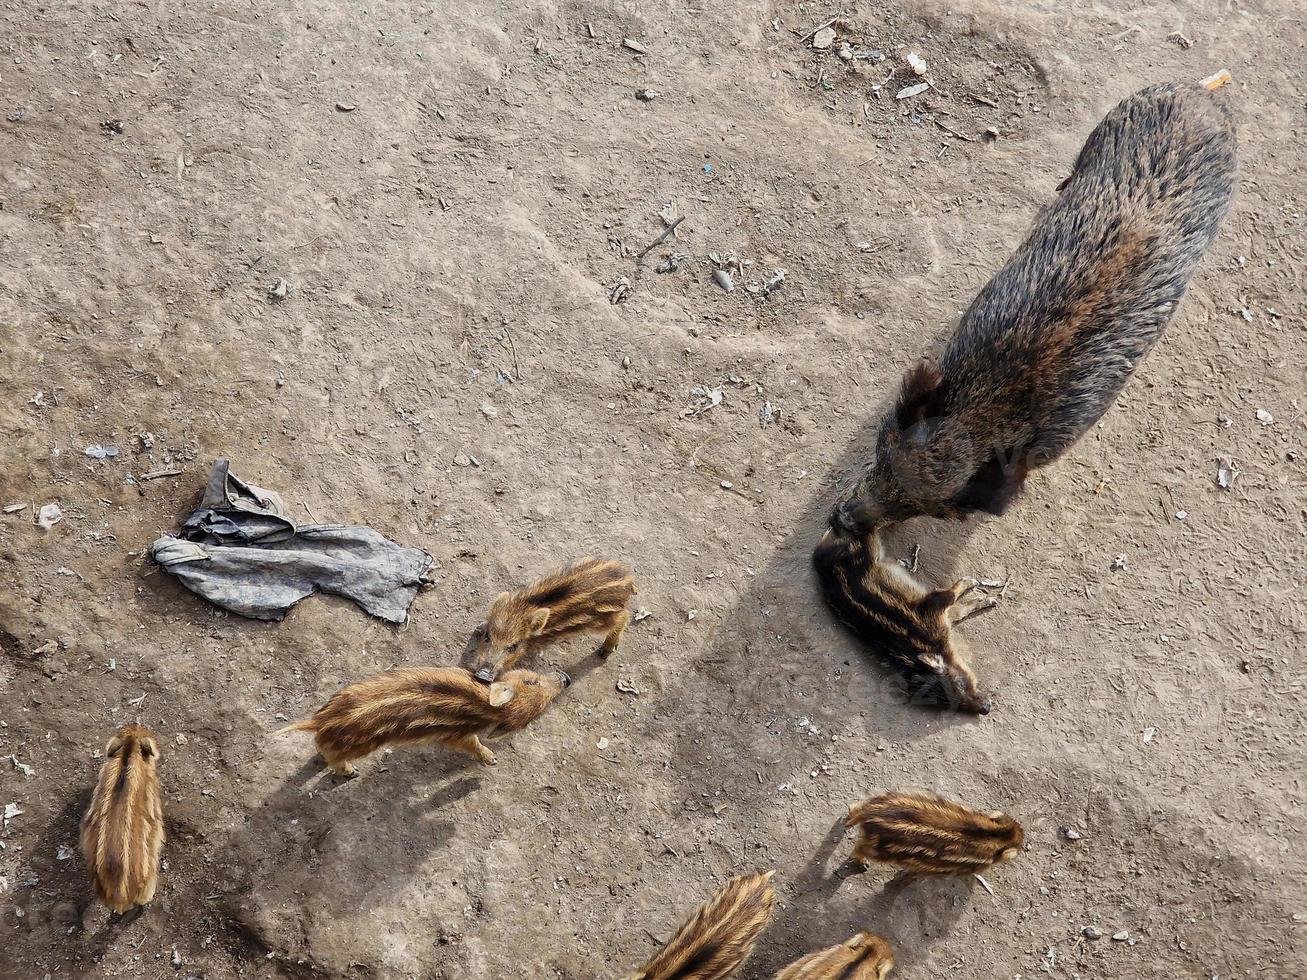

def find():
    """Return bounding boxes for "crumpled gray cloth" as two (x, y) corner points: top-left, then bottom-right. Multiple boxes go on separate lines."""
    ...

(151, 459), (432, 624)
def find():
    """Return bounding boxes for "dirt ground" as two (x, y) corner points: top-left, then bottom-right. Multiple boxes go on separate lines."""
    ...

(2, 0), (1304, 976)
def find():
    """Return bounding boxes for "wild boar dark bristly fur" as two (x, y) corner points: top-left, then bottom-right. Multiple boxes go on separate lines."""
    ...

(813, 529), (997, 714)
(80, 724), (165, 913)
(844, 792), (1024, 878)
(775, 931), (896, 980)
(278, 666), (570, 774)
(469, 557), (636, 682)
(833, 82), (1237, 535)
(624, 871), (776, 980)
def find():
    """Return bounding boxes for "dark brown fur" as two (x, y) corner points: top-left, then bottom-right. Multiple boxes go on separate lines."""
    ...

(624, 871), (776, 980)
(833, 82), (1236, 534)
(80, 724), (165, 913)
(775, 932), (895, 980)
(278, 666), (569, 773)
(468, 557), (636, 682)
(844, 792), (1024, 877)
(813, 528), (995, 714)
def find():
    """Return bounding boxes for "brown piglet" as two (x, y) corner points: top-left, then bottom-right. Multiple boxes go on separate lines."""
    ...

(844, 792), (1023, 878)
(278, 666), (569, 774)
(469, 557), (636, 682)
(813, 528), (997, 714)
(80, 724), (165, 914)
(774, 932), (895, 979)
(624, 870), (776, 980)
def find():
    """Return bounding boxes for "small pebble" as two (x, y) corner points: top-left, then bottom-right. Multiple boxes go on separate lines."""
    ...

(720, 480), (733, 489)
(1112, 931), (1130, 942)
(1083, 926), (1103, 940)
(811, 26), (836, 49)
(712, 269), (734, 292)
(1256, 408), (1274, 426)
(1063, 827), (1083, 840)
(634, 88), (660, 101)
(480, 404), (498, 419)
(453, 453), (472, 467)
(335, 102), (357, 112)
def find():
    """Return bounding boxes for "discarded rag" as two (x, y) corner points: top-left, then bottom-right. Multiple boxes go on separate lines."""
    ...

(151, 459), (432, 624)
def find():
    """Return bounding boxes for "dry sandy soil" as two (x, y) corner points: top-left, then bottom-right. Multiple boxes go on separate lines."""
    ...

(1, 0), (1304, 977)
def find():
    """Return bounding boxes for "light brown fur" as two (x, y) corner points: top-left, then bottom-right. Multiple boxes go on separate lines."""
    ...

(625, 871), (776, 980)
(469, 557), (636, 681)
(813, 529), (996, 714)
(774, 932), (895, 979)
(278, 667), (568, 774)
(844, 792), (1024, 877)
(80, 724), (165, 913)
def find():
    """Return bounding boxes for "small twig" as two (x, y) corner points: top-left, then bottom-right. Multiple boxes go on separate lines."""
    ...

(635, 215), (686, 262)
(504, 326), (522, 379)
(302, 501), (319, 523)
(974, 873), (995, 897)
(140, 468), (183, 481)
(798, 17), (839, 44)
(909, 543), (921, 574)
(934, 119), (977, 142)
(966, 92), (999, 108)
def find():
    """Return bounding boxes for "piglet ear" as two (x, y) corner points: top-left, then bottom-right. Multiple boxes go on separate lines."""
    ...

(488, 683), (516, 707)
(529, 608), (551, 634)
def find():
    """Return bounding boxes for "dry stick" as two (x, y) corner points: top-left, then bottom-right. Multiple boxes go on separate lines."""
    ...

(966, 92), (1000, 108)
(635, 215), (686, 263)
(934, 119), (977, 142)
(504, 326), (522, 379)
(798, 16), (839, 44)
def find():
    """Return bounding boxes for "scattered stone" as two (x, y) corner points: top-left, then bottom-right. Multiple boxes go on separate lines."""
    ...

(9, 757), (33, 777)
(83, 444), (118, 460)
(762, 268), (786, 296)
(633, 607), (652, 621)
(268, 278), (289, 302)
(1167, 31), (1194, 48)
(608, 276), (631, 304)
(1062, 827), (1083, 841)
(984, 125), (1001, 140)
(896, 81), (930, 100)
(2, 803), (21, 826)
(811, 27), (836, 50)
(596, 737), (609, 750)
(3, 503), (26, 514)
(1216, 455), (1238, 490)
(904, 51), (928, 75)
(37, 503), (62, 530)
(1142, 726), (1157, 744)
(453, 453), (472, 467)
(759, 401), (775, 427)
(1256, 408), (1274, 426)
(1083, 926), (1103, 940)
(621, 356), (631, 370)
(335, 102), (357, 112)
(720, 480), (734, 490)
(1111, 930), (1130, 942)
(836, 43), (853, 62)
(712, 269), (734, 292)
(1110, 553), (1128, 571)
(634, 88), (660, 101)
(622, 38), (649, 54)
(1175, 510), (1187, 520)
(100, 118), (123, 134)
(57, 845), (74, 861)
(1200, 68), (1232, 90)
(615, 678), (640, 695)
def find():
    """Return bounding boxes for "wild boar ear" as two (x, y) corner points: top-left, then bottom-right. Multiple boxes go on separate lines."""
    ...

(894, 360), (946, 432)
(490, 591), (512, 613)
(529, 608), (551, 634)
(105, 736), (124, 756)
(488, 682), (516, 707)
